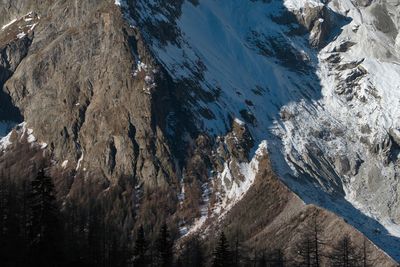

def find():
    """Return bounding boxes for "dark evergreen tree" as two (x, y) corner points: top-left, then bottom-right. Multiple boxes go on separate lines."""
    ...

(212, 231), (231, 267)
(0, 177), (6, 262)
(2, 180), (22, 266)
(87, 202), (106, 266)
(258, 252), (267, 267)
(175, 257), (183, 267)
(232, 234), (241, 267)
(156, 223), (173, 267)
(28, 169), (62, 266)
(133, 225), (149, 267)
(272, 249), (285, 267)
(0, 173), (33, 266)
(180, 235), (204, 267)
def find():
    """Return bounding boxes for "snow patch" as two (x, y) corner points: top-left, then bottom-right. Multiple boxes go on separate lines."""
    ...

(61, 160), (69, 169)
(16, 32), (26, 39)
(183, 177), (213, 237)
(183, 141), (268, 237)
(1, 18), (17, 30)
(284, 0), (324, 11)
(233, 118), (245, 126)
(0, 122), (46, 151)
(76, 151), (84, 171)
(218, 141), (268, 214)
(0, 130), (13, 151)
(114, 0), (124, 7)
(40, 143), (48, 149)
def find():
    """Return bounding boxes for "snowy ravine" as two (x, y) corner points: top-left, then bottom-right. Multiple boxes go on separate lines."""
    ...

(122, 0), (400, 259)
(0, 122), (47, 151)
(183, 140), (268, 238)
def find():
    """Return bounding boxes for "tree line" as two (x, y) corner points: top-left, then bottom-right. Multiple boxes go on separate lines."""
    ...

(0, 169), (61, 266)
(127, 220), (375, 267)
(0, 169), (378, 266)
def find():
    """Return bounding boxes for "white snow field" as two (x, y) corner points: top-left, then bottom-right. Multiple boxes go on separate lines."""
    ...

(120, 0), (400, 260)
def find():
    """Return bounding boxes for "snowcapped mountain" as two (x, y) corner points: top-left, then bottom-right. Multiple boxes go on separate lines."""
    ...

(1, 0), (400, 264)
(122, 0), (400, 260)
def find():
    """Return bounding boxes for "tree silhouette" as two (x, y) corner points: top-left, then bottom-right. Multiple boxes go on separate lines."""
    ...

(28, 169), (62, 266)
(329, 234), (360, 267)
(271, 249), (285, 267)
(294, 214), (324, 267)
(212, 231), (231, 267)
(258, 251), (267, 267)
(312, 215), (322, 267)
(133, 225), (149, 266)
(180, 235), (204, 267)
(156, 223), (173, 267)
(360, 238), (375, 267)
(295, 234), (314, 266)
(232, 233), (242, 267)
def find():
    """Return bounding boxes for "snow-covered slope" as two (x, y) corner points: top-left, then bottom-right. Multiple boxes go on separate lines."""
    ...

(280, 0), (400, 245)
(125, 0), (400, 260)
(135, 0), (322, 137)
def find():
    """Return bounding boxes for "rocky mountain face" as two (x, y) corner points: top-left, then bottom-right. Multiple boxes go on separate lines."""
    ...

(1, 0), (400, 265)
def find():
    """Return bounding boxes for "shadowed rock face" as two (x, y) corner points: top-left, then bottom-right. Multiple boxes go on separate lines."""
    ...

(0, 0), (215, 245)
(2, 0), (179, 190)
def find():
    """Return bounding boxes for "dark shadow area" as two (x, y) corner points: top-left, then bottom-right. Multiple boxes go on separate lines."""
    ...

(0, 66), (23, 123)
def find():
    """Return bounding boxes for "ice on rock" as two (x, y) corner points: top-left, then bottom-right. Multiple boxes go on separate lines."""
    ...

(0, 122), (47, 151)
(62, 160), (69, 169)
(1, 18), (17, 30)
(76, 151), (84, 171)
(17, 32), (26, 39)
(234, 118), (245, 126)
(284, 0), (324, 11)
(0, 131), (13, 151)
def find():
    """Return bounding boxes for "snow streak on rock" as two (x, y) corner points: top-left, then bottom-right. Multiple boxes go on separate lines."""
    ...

(218, 141), (268, 214)
(0, 122), (46, 152)
(184, 141), (268, 237)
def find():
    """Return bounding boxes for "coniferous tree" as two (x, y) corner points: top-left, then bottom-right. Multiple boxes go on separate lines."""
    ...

(0, 173), (33, 266)
(258, 251), (267, 267)
(295, 234), (314, 266)
(212, 231), (231, 267)
(311, 215), (322, 267)
(271, 249), (285, 267)
(360, 238), (374, 267)
(2, 180), (22, 265)
(28, 169), (61, 266)
(0, 177), (6, 261)
(133, 225), (149, 267)
(232, 234), (242, 267)
(176, 257), (183, 267)
(294, 214), (324, 267)
(87, 202), (106, 266)
(156, 223), (173, 267)
(180, 235), (204, 267)
(329, 234), (360, 267)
